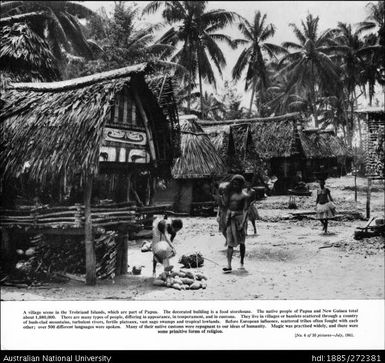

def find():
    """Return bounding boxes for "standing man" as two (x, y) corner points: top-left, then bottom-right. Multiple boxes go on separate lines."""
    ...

(223, 175), (249, 273)
(152, 215), (183, 276)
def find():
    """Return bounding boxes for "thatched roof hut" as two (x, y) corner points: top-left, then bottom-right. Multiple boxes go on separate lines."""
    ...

(299, 130), (353, 159)
(172, 117), (226, 179)
(199, 112), (302, 160)
(171, 117), (226, 214)
(0, 63), (179, 185)
(0, 63), (181, 285)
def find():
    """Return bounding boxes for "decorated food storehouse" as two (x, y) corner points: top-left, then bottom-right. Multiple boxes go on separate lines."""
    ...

(0, 63), (180, 285)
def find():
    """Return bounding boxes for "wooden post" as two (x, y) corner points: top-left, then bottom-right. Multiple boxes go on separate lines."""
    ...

(126, 173), (132, 202)
(84, 173), (96, 285)
(121, 235), (129, 274)
(354, 172), (357, 202)
(366, 177), (372, 220)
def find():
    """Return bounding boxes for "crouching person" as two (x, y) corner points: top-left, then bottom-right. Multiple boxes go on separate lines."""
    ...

(152, 216), (183, 277)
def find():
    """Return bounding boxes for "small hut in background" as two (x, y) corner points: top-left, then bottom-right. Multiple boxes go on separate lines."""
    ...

(299, 129), (353, 180)
(199, 113), (304, 194)
(249, 113), (304, 194)
(0, 63), (179, 285)
(172, 115), (226, 214)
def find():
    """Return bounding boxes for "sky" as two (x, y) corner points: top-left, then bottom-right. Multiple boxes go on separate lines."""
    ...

(82, 1), (382, 108)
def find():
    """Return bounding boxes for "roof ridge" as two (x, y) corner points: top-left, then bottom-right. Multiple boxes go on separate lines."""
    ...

(197, 112), (301, 126)
(8, 63), (148, 92)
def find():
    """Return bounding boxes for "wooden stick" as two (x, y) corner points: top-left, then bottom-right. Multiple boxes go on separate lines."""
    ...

(84, 173), (96, 286)
(366, 178), (372, 219)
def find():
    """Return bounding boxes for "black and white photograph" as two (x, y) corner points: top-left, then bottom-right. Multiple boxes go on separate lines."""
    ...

(0, 0), (384, 310)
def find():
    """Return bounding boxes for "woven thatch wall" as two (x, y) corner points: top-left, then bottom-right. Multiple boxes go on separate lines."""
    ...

(172, 119), (226, 179)
(365, 112), (384, 177)
(0, 63), (176, 185)
(299, 131), (353, 159)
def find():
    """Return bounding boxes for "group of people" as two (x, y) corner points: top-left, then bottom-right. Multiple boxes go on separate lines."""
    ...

(149, 174), (335, 276)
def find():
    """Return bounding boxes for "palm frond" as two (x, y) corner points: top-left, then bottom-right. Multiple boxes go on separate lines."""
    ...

(232, 47), (251, 81)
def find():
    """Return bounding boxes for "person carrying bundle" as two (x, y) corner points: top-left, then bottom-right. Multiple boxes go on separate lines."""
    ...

(152, 215), (183, 277)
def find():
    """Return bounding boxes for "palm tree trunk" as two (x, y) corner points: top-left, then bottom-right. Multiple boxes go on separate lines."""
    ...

(369, 81), (374, 106)
(198, 56), (204, 119)
(187, 70), (192, 113)
(357, 117), (362, 147)
(249, 78), (256, 115)
(311, 64), (318, 128)
(187, 44), (193, 113)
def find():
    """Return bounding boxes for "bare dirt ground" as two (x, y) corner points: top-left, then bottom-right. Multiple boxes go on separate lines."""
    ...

(1, 176), (384, 301)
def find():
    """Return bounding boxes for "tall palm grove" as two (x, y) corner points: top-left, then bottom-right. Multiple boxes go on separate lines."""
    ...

(1, 0), (384, 150)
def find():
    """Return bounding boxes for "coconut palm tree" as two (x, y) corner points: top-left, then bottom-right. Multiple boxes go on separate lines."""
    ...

(82, 3), (175, 74)
(328, 23), (365, 145)
(360, 34), (384, 105)
(278, 14), (340, 127)
(143, 1), (240, 115)
(232, 11), (285, 115)
(0, 1), (100, 63)
(358, 1), (385, 47)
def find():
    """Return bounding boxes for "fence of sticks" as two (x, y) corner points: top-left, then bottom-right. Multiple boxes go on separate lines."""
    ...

(0, 202), (172, 284)
(0, 202), (170, 230)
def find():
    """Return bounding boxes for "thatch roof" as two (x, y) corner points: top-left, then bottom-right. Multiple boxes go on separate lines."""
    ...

(146, 75), (181, 157)
(146, 75), (178, 110)
(201, 124), (231, 161)
(230, 124), (261, 173)
(0, 23), (59, 82)
(0, 63), (174, 184)
(250, 119), (300, 159)
(172, 119), (226, 179)
(199, 112), (303, 160)
(299, 130), (353, 159)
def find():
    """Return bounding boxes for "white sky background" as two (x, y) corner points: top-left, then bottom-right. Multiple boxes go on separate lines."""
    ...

(82, 1), (383, 108)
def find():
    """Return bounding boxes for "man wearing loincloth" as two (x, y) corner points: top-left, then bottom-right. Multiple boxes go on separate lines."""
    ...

(152, 216), (183, 276)
(316, 179), (336, 234)
(223, 175), (249, 273)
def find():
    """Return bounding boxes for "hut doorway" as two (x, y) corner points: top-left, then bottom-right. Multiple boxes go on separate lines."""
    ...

(174, 180), (193, 214)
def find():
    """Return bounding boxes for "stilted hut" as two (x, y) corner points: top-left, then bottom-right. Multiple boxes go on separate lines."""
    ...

(172, 116), (226, 214)
(299, 129), (353, 180)
(199, 113), (304, 194)
(0, 63), (179, 285)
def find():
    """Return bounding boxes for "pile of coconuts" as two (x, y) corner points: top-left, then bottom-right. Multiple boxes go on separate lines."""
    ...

(153, 268), (207, 290)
